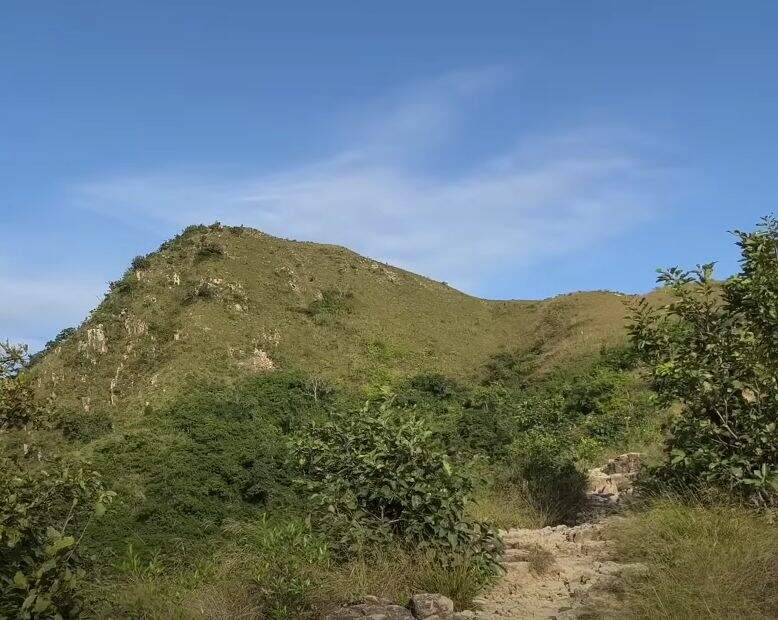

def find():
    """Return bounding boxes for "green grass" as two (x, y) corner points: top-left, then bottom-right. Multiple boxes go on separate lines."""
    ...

(2, 223), (682, 617)
(30, 223), (662, 418)
(609, 498), (778, 619)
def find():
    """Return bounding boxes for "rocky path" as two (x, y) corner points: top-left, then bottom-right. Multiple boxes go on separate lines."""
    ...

(458, 453), (645, 620)
(326, 454), (644, 620)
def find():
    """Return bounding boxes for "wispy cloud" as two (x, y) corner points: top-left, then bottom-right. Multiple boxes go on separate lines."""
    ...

(0, 273), (105, 351)
(74, 69), (668, 292)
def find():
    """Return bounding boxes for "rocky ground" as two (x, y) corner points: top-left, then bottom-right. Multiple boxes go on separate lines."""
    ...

(325, 454), (645, 620)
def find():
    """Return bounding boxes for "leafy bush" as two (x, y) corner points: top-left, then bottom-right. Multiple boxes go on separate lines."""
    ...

(630, 217), (778, 505)
(92, 374), (323, 549)
(52, 407), (113, 442)
(506, 430), (587, 525)
(457, 386), (522, 457)
(292, 407), (502, 567)
(0, 455), (115, 618)
(0, 342), (40, 431)
(195, 239), (225, 260)
(482, 347), (540, 387)
(131, 254), (151, 271)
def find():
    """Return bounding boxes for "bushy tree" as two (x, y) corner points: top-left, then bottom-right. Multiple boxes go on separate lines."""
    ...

(0, 341), (39, 430)
(629, 217), (778, 505)
(292, 406), (501, 566)
(1, 456), (115, 618)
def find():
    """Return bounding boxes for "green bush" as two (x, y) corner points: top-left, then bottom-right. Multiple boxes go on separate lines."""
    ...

(630, 216), (778, 505)
(92, 374), (325, 549)
(292, 407), (502, 567)
(131, 254), (151, 271)
(0, 342), (41, 431)
(507, 430), (587, 525)
(0, 454), (115, 618)
(225, 517), (330, 620)
(482, 347), (540, 387)
(195, 239), (225, 260)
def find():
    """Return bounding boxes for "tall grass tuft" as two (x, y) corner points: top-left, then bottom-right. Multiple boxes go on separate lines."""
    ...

(610, 498), (778, 619)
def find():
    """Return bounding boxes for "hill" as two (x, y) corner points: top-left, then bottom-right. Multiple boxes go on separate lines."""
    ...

(31, 223), (654, 416)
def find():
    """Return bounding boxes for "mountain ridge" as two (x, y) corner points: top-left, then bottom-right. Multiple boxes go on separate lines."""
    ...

(31, 223), (661, 415)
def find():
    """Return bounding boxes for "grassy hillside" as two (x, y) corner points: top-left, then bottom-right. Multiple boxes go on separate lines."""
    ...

(31, 223), (653, 417)
(4, 223), (673, 617)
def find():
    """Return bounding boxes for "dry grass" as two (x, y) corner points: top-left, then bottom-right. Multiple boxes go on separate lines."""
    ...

(525, 544), (556, 575)
(315, 548), (494, 612)
(609, 499), (778, 619)
(468, 482), (548, 530)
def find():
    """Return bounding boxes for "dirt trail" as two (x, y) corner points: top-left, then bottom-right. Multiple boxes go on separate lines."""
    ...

(458, 454), (645, 620)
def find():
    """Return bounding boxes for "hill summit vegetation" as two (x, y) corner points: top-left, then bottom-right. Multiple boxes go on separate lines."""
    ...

(1, 217), (776, 618)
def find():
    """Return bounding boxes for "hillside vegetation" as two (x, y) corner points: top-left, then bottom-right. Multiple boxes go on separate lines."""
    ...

(2, 219), (775, 619)
(30, 224), (653, 416)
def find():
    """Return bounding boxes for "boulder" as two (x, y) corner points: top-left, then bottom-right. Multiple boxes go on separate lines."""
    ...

(325, 602), (415, 620)
(408, 593), (455, 619)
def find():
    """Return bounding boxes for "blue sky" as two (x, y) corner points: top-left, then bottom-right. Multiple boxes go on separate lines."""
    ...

(2, 2), (777, 351)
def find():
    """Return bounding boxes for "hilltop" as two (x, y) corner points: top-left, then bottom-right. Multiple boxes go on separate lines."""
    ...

(31, 223), (654, 416)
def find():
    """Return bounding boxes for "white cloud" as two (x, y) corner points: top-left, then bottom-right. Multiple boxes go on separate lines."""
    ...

(0, 274), (105, 351)
(73, 69), (668, 293)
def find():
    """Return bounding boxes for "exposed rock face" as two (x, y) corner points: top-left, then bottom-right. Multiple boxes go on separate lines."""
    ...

(239, 348), (276, 372)
(586, 452), (642, 505)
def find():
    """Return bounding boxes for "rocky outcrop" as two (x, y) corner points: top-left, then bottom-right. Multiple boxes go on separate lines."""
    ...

(325, 594), (455, 620)
(586, 452), (642, 505)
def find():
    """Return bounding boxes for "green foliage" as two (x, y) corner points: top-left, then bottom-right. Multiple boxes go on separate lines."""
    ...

(457, 386), (522, 457)
(482, 347), (540, 387)
(305, 289), (353, 324)
(130, 254), (151, 271)
(92, 373), (326, 550)
(195, 239), (225, 260)
(0, 454), (115, 619)
(226, 517), (330, 619)
(0, 342), (40, 431)
(52, 408), (113, 442)
(506, 430), (587, 524)
(292, 407), (502, 567)
(630, 216), (778, 505)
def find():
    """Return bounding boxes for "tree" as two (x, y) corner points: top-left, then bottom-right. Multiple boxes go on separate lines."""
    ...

(629, 217), (778, 505)
(0, 341), (38, 430)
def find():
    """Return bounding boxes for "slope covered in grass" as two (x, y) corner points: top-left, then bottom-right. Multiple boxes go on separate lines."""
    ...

(2, 223), (673, 617)
(31, 223), (658, 418)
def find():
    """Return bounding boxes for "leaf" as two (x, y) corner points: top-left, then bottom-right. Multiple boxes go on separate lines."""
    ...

(94, 502), (106, 517)
(13, 570), (28, 589)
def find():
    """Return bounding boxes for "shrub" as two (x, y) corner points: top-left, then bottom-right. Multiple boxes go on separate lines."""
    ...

(195, 240), (225, 260)
(482, 347), (540, 387)
(292, 407), (502, 567)
(457, 387), (521, 457)
(506, 430), (587, 525)
(130, 254), (151, 271)
(629, 216), (778, 505)
(0, 454), (115, 618)
(0, 342), (40, 430)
